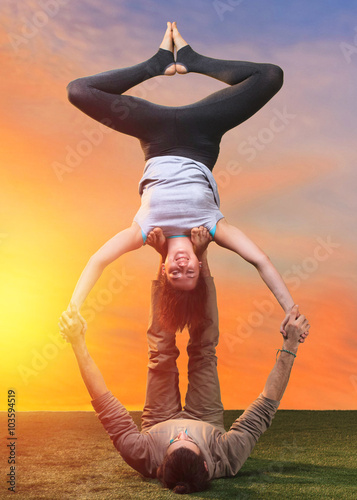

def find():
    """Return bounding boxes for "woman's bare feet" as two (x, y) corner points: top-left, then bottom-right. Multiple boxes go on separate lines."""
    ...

(159, 22), (176, 75)
(172, 21), (189, 73)
(146, 227), (168, 258)
(191, 226), (212, 257)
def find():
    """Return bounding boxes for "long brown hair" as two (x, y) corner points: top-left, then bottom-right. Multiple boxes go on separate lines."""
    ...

(157, 448), (210, 494)
(158, 273), (208, 332)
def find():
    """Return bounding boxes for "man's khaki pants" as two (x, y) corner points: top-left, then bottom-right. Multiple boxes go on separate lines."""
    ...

(141, 277), (224, 432)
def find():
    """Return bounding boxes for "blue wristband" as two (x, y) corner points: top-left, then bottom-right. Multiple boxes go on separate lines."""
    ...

(276, 348), (296, 361)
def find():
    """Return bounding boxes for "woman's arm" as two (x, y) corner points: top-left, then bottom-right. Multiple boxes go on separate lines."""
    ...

(214, 219), (294, 315)
(69, 223), (143, 310)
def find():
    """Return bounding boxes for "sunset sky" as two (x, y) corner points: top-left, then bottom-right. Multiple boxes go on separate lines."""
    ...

(1, 0), (357, 411)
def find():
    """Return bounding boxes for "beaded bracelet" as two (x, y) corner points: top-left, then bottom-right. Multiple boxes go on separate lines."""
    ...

(276, 348), (296, 361)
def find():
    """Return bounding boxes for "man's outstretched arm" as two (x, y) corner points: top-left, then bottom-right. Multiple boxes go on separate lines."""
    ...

(263, 305), (310, 401)
(220, 306), (310, 477)
(59, 306), (154, 476)
(59, 305), (108, 400)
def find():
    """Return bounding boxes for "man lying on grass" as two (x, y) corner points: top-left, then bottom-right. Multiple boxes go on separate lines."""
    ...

(59, 227), (310, 495)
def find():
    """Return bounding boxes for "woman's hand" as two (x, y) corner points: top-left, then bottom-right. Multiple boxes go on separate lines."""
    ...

(280, 310), (290, 338)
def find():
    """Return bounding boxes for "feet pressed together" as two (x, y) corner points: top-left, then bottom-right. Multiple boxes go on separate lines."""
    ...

(159, 21), (190, 75)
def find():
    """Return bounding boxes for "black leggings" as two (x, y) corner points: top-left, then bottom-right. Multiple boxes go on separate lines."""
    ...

(67, 45), (283, 170)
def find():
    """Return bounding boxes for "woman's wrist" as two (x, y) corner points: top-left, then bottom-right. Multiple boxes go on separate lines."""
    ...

(69, 298), (82, 312)
(199, 251), (211, 277)
(283, 302), (295, 314)
(195, 248), (207, 260)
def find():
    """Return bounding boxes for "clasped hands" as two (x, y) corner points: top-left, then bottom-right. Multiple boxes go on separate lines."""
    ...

(281, 306), (310, 343)
(282, 305), (310, 346)
(58, 303), (87, 344)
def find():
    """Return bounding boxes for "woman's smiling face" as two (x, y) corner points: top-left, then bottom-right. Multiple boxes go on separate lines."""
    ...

(165, 250), (200, 290)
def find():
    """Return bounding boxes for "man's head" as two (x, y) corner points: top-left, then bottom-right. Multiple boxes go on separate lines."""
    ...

(166, 430), (203, 456)
(157, 432), (209, 494)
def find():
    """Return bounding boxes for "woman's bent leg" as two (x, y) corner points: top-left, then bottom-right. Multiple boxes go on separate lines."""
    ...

(66, 49), (175, 139)
(176, 45), (283, 140)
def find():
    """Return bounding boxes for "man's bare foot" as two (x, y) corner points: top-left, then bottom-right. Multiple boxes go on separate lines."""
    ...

(159, 22), (176, 75)
(146, 227), (168, 257)
(172, 21), (189, 73)
(191, 226), (212, 257)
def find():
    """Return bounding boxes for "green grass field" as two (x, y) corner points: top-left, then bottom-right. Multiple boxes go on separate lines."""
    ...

(1, 411), (356, 499)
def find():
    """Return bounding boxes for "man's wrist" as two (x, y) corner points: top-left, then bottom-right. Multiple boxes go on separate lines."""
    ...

(282, 339), (299, 355)
(70, 336), (87, 353)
